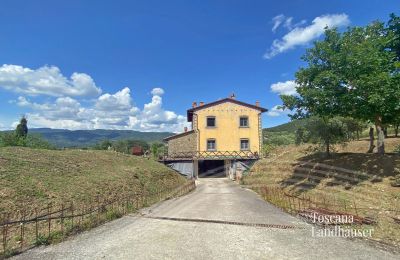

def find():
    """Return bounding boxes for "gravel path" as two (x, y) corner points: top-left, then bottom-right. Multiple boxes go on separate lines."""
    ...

(13, 178), (398, 260)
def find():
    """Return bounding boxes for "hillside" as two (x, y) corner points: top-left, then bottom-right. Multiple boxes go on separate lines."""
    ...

(0, 147), (187, 214)
(242, 137), (400, 246)
(265, 119), (309, 133)
(25, 128), (173, 147)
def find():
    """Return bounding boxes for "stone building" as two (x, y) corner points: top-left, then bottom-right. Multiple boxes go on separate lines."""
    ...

(162, 94), (267, 179)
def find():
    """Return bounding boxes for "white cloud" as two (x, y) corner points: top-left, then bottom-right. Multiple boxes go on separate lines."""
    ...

(13, 87), (189, 132)
(267, 105), (289, 117)
(272, 14), (285, 33)
(264, 14), (349, 59)
(270, 80), (298, 95)
(0, 64), (102, 97)
(95, 87), (132, 111)
(151, 87), (164, 96)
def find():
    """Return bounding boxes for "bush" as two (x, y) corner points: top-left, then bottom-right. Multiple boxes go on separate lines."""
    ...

(264, 131), (295, 146)
(394, 145), (400, 154)
(0, 132), (54, 149)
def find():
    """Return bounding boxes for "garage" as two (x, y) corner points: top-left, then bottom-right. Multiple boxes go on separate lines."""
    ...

(198, 160), (226, 178)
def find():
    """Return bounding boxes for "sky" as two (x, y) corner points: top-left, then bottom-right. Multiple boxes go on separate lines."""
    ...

(0, 0), (398, 132)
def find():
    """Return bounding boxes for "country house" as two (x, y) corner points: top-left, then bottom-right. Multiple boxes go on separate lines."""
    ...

(162, 94), (267, 179)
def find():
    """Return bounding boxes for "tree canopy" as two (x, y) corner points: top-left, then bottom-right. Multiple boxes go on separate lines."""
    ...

(281, 14), (400, 154)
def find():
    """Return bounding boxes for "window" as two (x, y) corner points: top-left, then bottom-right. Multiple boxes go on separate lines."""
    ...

(239, 116), (249, 127)
(240, 139), (249, 150)
(207, 116), (216, 127)
(207, 139), (216, 151)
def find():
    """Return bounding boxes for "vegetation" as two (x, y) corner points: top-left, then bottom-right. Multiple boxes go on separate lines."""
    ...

(0, 117), (53, 149)
(93, 139), (150, 154)
(243, 138), (400, 247)
(23, 128), (172, 148)
(281, 14), (400, 154)
(0, 147), (187, 214)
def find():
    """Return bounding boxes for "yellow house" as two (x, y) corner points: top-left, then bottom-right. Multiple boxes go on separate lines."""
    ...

(163, 95), (267, 179)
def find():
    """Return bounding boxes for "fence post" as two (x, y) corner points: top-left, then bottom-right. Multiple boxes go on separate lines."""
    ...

(61, 204), (65, 234)
(48, 203), (52, 238)
(20, 210), (25, 249)
(35, 208), (39, 242)
(71, 202), (74, 231)
(2, 213), (8, 254)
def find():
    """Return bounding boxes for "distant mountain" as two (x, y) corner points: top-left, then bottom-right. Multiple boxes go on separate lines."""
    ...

(26, 128), (174, 148)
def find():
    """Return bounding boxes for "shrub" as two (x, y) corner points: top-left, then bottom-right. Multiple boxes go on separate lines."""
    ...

(394, 145), (400, 154)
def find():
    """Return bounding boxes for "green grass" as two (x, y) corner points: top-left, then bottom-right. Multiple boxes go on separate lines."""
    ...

(243, 137), (400, 247)
(0, 147), (187, 214)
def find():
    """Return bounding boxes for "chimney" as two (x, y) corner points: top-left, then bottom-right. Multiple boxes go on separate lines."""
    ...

(255, 101), (260, 107)
(184, 127), (188, 132)
(192, 102), (197, 108)
(199, 101), (204, 106)
(230, 93), (236, 99)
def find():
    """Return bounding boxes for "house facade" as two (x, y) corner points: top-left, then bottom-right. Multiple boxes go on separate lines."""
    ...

(162, 95), (267, 179)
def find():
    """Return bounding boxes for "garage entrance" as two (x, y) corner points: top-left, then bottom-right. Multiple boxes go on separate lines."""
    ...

(198, 160), (226, 178)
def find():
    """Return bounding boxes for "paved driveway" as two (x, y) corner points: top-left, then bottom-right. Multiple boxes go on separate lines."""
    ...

(13, 178), (398, 260)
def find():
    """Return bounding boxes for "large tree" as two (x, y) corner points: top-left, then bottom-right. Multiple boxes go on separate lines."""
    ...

(282, 18), (400, 154)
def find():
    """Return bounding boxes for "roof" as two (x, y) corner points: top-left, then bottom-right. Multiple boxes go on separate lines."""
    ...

(163, 130), (195, 141)
(187, 98), (268, 122)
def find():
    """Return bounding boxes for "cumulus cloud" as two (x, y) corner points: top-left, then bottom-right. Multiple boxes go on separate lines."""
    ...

(264, 14), (350, 59)
(267, 105), (289, 117)
(13, 87), (189, 132)
(151, 87), (164, 96)
(270, 80), (298, 95)
(0, 64), (102, 97)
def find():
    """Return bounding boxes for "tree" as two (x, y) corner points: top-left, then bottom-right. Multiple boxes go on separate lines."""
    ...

(15, 116), (28, 139)
(295, 117), (349, 155)
(151, 142), (165, 158)
(282, 19), (400, 154)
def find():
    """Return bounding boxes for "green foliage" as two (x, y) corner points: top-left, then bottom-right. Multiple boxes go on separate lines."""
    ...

(105, 208), (123, 221)
(93, 139), (150, 155)
(394, 144), (400, 154)
(27, 128), (172, 148)
(281, 15), (400, 154)
(15, 116), (28, 138)
(151, 142), (166, 158)
(295, 117), (350, 155)
(262, 143), (276, 156)
(0, 132), (53, 149)
(35, 234), (50, 246)
(93, 139), (113, 150)
(263, 131), (295, 146)
(265, 119), (309, 133)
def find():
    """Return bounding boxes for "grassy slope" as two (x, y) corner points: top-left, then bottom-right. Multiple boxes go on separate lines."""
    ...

(243, 137), (400, 246)
(0, 147), (186, 213)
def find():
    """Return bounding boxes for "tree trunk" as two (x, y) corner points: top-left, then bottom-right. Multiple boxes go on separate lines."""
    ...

(326, 139), (330, 156)
(383, 127), (388, 138)
(395, 124), (399, 137)
(375, 116), (385, 154)
(367, 127), (375, 153)
(356, 130), (360, 141)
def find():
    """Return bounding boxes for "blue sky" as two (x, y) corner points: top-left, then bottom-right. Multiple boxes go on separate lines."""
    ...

(0, 0), (398, 132)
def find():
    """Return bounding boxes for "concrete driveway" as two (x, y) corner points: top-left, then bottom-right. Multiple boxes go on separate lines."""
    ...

(13, 178), (398, 260)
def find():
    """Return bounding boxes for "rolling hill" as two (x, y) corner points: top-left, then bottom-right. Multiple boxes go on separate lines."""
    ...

(24, 128), (173, 147)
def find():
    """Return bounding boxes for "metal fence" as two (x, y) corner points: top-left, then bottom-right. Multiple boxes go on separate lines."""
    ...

(0, 180), (196, 258)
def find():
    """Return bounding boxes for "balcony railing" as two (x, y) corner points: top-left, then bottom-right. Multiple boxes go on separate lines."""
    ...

(160, 150), (259, 161)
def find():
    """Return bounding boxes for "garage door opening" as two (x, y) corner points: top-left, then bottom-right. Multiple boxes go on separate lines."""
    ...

(198, 160), (226, 178)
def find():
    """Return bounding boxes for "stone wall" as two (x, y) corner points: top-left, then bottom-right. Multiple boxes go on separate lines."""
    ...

(167, 132), (197, 155)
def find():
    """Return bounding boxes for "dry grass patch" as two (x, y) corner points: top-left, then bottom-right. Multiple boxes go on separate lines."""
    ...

(243, 137), (400, 247)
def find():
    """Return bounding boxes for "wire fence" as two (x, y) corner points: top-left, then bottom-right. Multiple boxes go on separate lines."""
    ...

(0, 180), (196, 258)
(250, 185), (400, 225)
